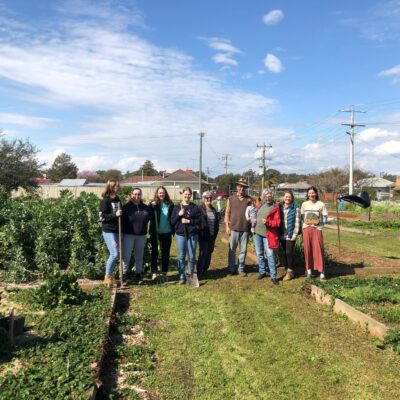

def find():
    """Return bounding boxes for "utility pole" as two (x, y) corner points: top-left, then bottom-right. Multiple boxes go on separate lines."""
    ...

(206, 167), (210, 184)
(257, 143), (272, 193)
(339, 107), (366, 195)
(221, 154), (231, 175)
(199, 132), (205, 198)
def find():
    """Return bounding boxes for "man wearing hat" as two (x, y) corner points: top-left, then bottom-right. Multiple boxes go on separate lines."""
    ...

(224, 178), (251, 276)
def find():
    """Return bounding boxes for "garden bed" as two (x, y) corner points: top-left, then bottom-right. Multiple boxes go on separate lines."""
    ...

(0, 279), (115, 400)
(307, 276), (400, 354)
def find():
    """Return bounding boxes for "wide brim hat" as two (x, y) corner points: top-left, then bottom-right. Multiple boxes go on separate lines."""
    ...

(235, 178), (249, 188)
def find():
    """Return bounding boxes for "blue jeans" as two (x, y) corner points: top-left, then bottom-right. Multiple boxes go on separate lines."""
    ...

(175, 234), (198, 279)
(122, 234), (147, 275)
(102, 232), (119, 276)
(228, 231), (249, 274)
(253, 233), (276, 279)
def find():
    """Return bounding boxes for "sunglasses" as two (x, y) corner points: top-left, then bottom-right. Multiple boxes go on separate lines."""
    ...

(204, 197), (212, 200)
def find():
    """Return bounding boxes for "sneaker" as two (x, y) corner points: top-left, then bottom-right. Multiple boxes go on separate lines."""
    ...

(271, 278), (279, 285)
(283, 269), (294, 281)
(257, 274), (266, 280)
(151, 273), (158, 281)
(306, 269), (312, 278)
(103, 275), (113, 285)
(238, 271), (247, 277)
(135, 273), (144, 285)
(320, 273), (326, 282)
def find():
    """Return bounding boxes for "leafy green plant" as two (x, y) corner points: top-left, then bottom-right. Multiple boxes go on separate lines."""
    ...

(32, 272), (85, 309)
(0, 286), (111, 399)
(377, 307), (400, 324)
(383, 329), (400, 354)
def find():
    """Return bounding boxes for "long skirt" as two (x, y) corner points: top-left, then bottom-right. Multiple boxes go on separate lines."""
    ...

(302, 227), (324, 273)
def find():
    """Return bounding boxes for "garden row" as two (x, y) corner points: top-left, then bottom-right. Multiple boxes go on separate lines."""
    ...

(313, 276), (400, 354)
(0, 189), (111, 283)
(0, 274), (114, 399)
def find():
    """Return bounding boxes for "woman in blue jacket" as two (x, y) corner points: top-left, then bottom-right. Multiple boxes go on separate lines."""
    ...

(171, 187), (202, 284)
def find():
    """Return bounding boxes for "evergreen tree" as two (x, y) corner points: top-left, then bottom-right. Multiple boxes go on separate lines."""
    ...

(47, 152), (78, 182)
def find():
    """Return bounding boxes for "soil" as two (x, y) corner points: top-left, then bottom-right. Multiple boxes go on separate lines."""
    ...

(326, 242), (400, 277)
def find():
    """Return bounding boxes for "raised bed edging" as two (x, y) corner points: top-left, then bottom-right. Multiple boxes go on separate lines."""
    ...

(308, 283), (389, 340)
(88, 286), (117, 400)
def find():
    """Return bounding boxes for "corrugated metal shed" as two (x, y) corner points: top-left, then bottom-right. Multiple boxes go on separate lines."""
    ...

(58, 179), (87, 186)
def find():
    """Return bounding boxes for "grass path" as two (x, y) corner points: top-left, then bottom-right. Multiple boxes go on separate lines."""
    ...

(323, 228), (399, 259)
(130, 237), (400, 400)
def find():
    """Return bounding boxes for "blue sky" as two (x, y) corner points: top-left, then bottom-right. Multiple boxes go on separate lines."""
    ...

(0, 0), (400, 177)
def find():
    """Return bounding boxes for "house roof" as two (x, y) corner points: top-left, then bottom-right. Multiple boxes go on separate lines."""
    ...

(277, 181), (310, 190)
(356, 177), (394, 188)
(163, 169), (200, 182)
(120, 175), (163, 184)
(58, 179), (87, 186)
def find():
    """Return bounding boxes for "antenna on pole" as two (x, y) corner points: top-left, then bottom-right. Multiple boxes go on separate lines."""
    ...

(257, 143), (272, 193)
(339, 106), (366, 195)
(221, 154), (231, 175)
(199, 132), (205, 198)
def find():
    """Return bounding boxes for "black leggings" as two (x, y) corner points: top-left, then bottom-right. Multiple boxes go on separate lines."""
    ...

(151, 233), (172, 273)
(280, 239), (295, 269)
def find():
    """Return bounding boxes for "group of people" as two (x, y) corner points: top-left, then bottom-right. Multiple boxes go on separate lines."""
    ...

(99, 182), (219, 285)
(225, 178), (328, 284)
(99, 177), (328, 285)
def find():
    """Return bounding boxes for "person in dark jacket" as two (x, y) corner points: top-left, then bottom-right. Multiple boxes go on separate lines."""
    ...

(99, 179), (122, 285)
(149, 186), (174, 281)
(122, 187), (151, 283)
(170, 187), (202, 284)
(197, 191), (220, 278)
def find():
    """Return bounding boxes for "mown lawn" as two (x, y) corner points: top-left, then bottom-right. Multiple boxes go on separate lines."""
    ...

(323, 228), (399, 259)
(131, 237), (400, 400)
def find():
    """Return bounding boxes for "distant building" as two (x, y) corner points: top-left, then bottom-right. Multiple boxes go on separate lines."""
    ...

(276, 181), (310, 198)
(355, 177), (394, 200)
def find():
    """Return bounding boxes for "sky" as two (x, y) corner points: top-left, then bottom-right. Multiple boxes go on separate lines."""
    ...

(0, 0), (400, 178)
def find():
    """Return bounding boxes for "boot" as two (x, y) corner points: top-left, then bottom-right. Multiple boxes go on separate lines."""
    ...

(103, 275), (113, 286)
(283, 269), (294, 281)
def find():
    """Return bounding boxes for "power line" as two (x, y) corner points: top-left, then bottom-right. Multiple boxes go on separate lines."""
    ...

(339, 106), (366, 195)
(221, 153), (231, 174)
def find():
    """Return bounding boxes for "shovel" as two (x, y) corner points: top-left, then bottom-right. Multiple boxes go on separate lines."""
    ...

(183, 224), (200, 288)
(117, 203), (125, 288)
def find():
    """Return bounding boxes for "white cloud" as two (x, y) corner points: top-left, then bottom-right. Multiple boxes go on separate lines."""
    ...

(213, 53), (238, 66)
(263, 10), (284, 25)
(201, 37), (242, 67)
(359, 128), (399, 142)
(264, 53), (283, 73)
(202, 37), (242, 54)
(0, 113), (55, 129)
(378, 64), (400, 83)
(373, 140), (400, 155)
(257, 69), (266, 75)
(115, 156), (146, 171)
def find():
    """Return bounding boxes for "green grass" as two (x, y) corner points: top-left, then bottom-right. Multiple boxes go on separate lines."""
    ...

(129, 239), (400, 400)
(323, 229), (400, 258)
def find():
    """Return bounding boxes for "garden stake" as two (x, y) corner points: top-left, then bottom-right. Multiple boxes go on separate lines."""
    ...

(335, 195), (341, 253)
(118, 204), (124, 288)
(183, 224), (199, 288)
